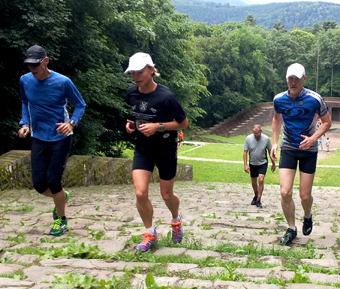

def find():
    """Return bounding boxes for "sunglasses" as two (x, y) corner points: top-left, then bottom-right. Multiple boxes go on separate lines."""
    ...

(27, 58), (45, 68)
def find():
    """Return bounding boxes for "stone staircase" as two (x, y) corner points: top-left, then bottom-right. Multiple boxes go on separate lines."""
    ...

(207, 103), (274, 137)
(1, 182), (339, 288)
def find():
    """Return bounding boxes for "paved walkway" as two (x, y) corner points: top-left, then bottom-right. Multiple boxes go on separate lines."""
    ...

(1, 183), (340, 288)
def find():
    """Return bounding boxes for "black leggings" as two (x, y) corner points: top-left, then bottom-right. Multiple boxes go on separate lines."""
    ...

(31, 137), (71, 194)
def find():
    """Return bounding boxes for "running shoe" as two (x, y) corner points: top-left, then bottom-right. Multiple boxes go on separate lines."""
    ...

(279, 228), (297, 246)
(53, 191), (70, 220)
(302, 215), (313, 236)
(171, 214), (184, 243)
(256, 199), (263, 208)
(251, 195), (257, 205)
(135, 230), (158, 253)
(49, 217), (68, 236)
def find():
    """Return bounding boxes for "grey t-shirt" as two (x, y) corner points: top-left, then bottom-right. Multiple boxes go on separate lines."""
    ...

(243, 133), (272, 166)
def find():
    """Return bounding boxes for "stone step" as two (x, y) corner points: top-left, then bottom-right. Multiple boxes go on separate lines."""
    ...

(1, 183), (340, 288)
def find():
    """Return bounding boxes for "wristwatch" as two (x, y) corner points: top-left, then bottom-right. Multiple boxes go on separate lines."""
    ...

(158, 123), (165, 132)
(69, 120), (77, 127)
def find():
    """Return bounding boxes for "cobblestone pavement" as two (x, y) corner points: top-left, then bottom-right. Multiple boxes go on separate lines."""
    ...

(1, 182), (340, 288)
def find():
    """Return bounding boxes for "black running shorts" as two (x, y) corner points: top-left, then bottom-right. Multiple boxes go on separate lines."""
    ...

(249, 163), (268, 178)
(132, 148), (177, 181)
(31, 136), (72, 194)
(279, 149), (318, 174)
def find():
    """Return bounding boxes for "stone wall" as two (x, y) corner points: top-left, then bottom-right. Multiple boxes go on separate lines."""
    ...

(0, 150), (193, 190)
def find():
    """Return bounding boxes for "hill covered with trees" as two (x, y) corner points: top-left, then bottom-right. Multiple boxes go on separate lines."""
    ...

(174, 1), (340, 29)
(2, 0), (340, 155)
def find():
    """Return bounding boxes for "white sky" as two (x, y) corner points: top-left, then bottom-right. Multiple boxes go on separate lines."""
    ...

(256, 0), (340, 3)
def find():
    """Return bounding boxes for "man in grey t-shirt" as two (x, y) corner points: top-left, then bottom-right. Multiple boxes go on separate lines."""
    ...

(243, 125), (276, 208)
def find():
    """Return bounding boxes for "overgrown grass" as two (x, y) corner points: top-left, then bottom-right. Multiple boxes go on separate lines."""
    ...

(178, 159), (280, 184)
(202, 134), (246, 144)
(176, 141), (340, 186)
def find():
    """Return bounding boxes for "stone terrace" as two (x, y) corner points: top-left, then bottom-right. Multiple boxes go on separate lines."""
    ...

(1, 182), (340, 288)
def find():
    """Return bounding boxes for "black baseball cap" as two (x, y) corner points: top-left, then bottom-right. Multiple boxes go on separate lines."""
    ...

(23, 45), (47, 64)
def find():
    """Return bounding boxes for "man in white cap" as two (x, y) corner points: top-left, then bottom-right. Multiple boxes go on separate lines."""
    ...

(270, 63), (331, 245)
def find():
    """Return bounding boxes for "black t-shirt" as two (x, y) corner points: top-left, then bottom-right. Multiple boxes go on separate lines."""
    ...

(126, 83), (187, 154)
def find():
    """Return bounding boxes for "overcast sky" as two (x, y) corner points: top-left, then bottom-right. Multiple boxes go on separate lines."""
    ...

(256, 0), (340, 3)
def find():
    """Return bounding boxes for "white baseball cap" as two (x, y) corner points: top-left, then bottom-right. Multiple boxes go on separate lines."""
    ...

(124, 52), (155, 74)
(286, 63), (305, 79)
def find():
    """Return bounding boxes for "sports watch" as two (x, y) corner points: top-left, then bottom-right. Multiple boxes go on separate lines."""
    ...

(158, 123), (165, 132)
(69, 120), (77, 127)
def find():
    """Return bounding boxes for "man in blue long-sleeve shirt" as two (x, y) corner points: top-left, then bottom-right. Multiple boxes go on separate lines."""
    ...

(18, 45), (86, 236)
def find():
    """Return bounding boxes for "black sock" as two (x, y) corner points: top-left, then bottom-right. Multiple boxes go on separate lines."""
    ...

(61, 216), (66, 220)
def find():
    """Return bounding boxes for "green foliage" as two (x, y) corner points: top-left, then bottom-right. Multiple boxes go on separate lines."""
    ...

(0, 0), (207, 156)
(50, 273), (120, 289)
(39, 242), (108, 259)
(174, 1), (340, 30)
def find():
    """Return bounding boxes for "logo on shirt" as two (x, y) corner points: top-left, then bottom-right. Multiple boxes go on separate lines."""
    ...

(298, 101), (304, 106)
(140, 101), (148, 112)
(285, 107), (310, 117)
(151, 108), (157, 113)
(132, 105), (136, 111)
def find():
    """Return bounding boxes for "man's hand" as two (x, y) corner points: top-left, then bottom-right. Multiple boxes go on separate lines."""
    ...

(138, 123), (159, 137)
(244, 164), (250, 174)
(299, 135), (316, 150)
(126, 119), (136, 134)
(18, 127), (30, 138)
(270, 144), (278, 162)
(56, 123), (74, 136)
(271, 162), (276, 172)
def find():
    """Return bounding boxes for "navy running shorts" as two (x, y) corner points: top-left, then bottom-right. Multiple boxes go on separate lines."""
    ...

(132, 148), (177, 181)
(249, 163), (268, 178)
(279, 149), (318, 174)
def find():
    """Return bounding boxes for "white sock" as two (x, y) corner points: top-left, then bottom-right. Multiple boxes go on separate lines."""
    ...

(172, 215), (180, 223)
(304, 214), (312, 219)
(146, 226), (155, 234)
(289, 226), (297, 231)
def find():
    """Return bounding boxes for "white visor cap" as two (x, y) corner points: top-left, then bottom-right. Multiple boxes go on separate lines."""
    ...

(286, 63), (305, 79)
(124, 52), (155, 74)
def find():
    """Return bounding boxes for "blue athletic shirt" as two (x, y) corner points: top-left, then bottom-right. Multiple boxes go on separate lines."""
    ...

(19, 70), (86, 142)
(273, 87), (327, 152)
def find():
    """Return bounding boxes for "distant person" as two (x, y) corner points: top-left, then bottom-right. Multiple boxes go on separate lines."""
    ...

(18, 45), (86, 236)
(317, 119), (324, 150)
(125, 52), (188, 253)
(243, 124), (276, 208)
(326, 137), (330, 152)
(271, 63), (331, 246)
(177, 130), (184, 149)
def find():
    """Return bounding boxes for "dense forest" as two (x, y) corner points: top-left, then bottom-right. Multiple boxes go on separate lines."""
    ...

(174, 1), (340, 29)
(1, 0), (340, 157)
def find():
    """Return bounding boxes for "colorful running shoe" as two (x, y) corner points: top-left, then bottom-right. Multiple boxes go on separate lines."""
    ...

(302, 215), (313, 236)
(279, 228), (297, 246)
(171, 214), (184, 243)
(251, 195), (257, 205)
(135, 230), (158, 253)
(53, 191), (70, 220)
(49, 217), (68, 236)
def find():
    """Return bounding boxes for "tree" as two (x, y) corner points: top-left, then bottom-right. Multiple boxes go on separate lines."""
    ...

(245, 14), (257, 26)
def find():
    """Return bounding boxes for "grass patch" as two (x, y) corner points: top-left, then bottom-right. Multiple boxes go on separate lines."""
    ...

(0, 269), (25, 280)
(207, 242), (317, 259)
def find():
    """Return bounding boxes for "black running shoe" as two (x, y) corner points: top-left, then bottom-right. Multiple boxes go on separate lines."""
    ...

(279, 228), (297, 246)
(302, 216), (313, 236)
(53, 191), (70, 220)
(49, 217), (68, 236)
(256, 199), (263, 208)
(251, 195), (257, 205)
